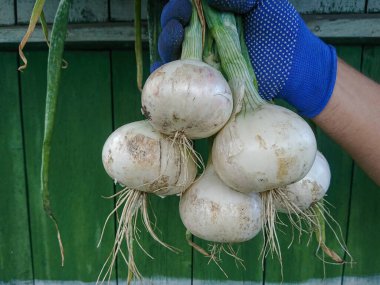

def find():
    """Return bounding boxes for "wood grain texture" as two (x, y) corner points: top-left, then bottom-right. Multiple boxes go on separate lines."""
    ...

(367, 0), (380, 12)
(3, 15), (380, 47)
(290, 0), (366, 13)
(111, 50), (192, 282)
(342, 46), (380, 281)
(110, 0), (148, 21)
(0, 0), (15, 25)
(17, 0), (108, 24)
(303, 14), (380, 44)
(0, 52), (33, 283)
(20, 51), (116, 282)
(0, 23), (148, 46)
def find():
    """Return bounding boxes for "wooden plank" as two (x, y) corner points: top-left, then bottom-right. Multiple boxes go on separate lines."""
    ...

(303, 14), (380, 44)
(0, 23), (148, 46)
(17, 0), (108, 24)
(20, 51), (116, 282)
(0, 52), (33, 284)
(2, 15), (380, 47)
(264, 46), (362, 284)
(111, 50), (192, 283)
(290, 0), (365, 13)
(367, 0), (380, 12)
(0, 0), (15, 25)
(110, 0), (148, 21)
(342, 46), (380, 283)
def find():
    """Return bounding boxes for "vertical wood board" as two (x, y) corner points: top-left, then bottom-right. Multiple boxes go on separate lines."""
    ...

(17, 0), (108, 24)
(0, 0), (15, 25)
(0, 52), (33, 283)
(342, 46), (380, 281)
(20, 51), (116, 282)
(290, 0), (366, 13)
(110, 0), (148, 21)
(367, 0), (380, 12)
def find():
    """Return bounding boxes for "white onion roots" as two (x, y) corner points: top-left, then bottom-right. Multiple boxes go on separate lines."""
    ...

(260, 151), (351, 271)
(97, 190), (178, 283)
(306, 201), (352, 265)
(212, 104), (317, 193)
(99, 120), (197, 282)
(185, 233), (245, 277)
(141, 59), (233, 139)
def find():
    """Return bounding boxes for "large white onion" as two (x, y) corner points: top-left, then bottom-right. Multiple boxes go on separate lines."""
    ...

(141, 59), (233, 139)
(212, 104), (317, 193)
(179, 163), (262, 243)
(102, 120), (197, 196)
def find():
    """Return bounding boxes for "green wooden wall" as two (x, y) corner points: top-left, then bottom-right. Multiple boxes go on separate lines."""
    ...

(1, 1), (380, 285)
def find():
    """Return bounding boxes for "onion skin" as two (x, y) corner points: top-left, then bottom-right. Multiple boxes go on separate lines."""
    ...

(141, 59), (233, 139)
(102, 120), (196, 196)
(212, 104), (317, 193)
(275, 151), (331, 213)
(179, 163), (262, 243)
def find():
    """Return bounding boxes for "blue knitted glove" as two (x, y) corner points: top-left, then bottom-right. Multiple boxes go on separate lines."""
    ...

(208, 0), (337, 118)
(151, 0), (192, 73)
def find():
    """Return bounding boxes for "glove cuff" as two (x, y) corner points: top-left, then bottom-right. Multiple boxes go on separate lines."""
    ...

(279, 21), (338, 118)
(300, 45), (337, 118)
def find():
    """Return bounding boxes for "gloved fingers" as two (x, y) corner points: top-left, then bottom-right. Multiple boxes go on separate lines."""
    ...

(207, 0), (257, 14)
(158, 19), (185, 63)
(161, 0), (192, 27)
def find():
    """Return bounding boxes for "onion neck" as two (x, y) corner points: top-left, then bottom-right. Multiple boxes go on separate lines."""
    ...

(202, 30), (221, 71)
(202, 1), (265, 110)
(181, 1), (202, 61)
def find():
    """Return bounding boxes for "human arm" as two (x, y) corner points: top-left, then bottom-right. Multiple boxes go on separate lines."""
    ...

(314, 59), (380, 185)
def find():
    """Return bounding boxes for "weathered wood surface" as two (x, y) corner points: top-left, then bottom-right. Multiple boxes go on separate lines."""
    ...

(0, 52), (33, 284)
(304, 14), (380, 44)
(342, 46), (380, 283)
(0, 0), (374, 28)
(5, 0), (369, 24)
(0, 23), (147, 45)
(0, 0), (15, 25)
(110, 0), (148, 21)
(16, 0), (108, 24)
(290, 0), (366, 13)
(0, 0), (378, 46)
(19, 51), (116, 282)
(368, 0), (380, 12)
(2, 15), (380, 46)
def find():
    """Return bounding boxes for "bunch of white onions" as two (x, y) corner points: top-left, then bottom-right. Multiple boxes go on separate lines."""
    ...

(99, 0), (349, 281)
